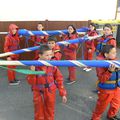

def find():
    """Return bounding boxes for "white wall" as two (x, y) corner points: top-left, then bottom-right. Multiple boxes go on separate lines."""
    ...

(0, 0), (117, 21)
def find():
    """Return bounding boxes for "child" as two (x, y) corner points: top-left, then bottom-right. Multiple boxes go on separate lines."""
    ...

(32, 23), (48, 58)
(4, 24), (20, 85)
(96, 24), (116, 56)
(84, 23), (98, 72)
(47, 36), (62, 60)
(61, 25), (79, 84)
(35, 23), (48, 45)
(27, 45), (67, 120)
(91, 45), (120, 120)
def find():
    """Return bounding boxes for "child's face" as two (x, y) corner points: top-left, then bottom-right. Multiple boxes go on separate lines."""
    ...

(103, 27), (112, 36)
(68, 26), (74, 34)
(11, 29), (17, 35)
(89, 25), (95, 31)
(37, 24), (44, 31)
(39, 50), (53, 60)
(105, 48), (116, 60)
(48, 41), (56, 49)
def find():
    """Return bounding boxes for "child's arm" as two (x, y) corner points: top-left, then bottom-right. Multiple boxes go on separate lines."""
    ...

(4, 36), (10, 52)
(4, 36), (19, 60)
(42, 35), (48, 43)
(108, 39), (116, 47)
(67, 43), (78, 50)
(96, 64), (115, 83)
(53, 51), (62, 60)
(96, 68), (112, 83)
(53, 67), (67, 103)
(30, 36), (35, 42)
(26, 66), (37, 85)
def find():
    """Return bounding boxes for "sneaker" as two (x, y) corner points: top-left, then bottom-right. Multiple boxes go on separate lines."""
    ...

(9, 80), (20, 85)
(92, 89), (99, 94)
(66, 77), (70, 80)
(14, 79), (21, 83)
(85, 68), (92, 72)
(66, 80), (76, 85)
(107, 116), (120, 120)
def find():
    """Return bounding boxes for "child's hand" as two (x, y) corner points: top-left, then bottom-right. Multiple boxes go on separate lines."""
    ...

(64, 43), (69, 47)
(7, 57), (12, 61)
(88, 49), (92, 53)
(62, 96), (67, 103)
(59, 34), (63, 38)
(40, 36), (44, 39)
(30, 66), (35, 71)
(108, 64), (116, 72)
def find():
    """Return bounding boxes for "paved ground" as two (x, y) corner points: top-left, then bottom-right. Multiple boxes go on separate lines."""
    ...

(0, 50), (120, 120)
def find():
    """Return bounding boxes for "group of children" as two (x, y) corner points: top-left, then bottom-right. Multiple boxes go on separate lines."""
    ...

(3, 22), (120, 120)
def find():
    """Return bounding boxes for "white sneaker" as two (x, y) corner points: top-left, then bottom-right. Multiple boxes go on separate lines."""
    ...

(85, 68), (92, 72)
(9, 80), (20, 85)
(66, 80), (76, 85)
(14, 79), (21, 83)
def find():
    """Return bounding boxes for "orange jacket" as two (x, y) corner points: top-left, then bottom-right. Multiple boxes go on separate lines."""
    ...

(96, 54), (120, 93)
(85, 30), (98, 50)
(63, 33), (78, 54)
(98, 34), (116, 47)
(96, 54), (113, 83)
(31, 35), (48, 46)
(4, 24), (20, 59)
(27, 66), (67, 96)
(52, 45), (62, 60)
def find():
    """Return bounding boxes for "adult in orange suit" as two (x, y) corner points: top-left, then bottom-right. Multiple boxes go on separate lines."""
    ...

(84, 23), (98, 72)
(27, 45), (67, 120)
(4, 24), (20, 85)
(91, 45), (120, 120)
(47, 36), (62, 60)
(61, 25), (78, 84)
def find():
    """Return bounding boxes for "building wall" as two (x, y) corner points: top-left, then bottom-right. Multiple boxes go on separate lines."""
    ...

(0, 20), (90, 60)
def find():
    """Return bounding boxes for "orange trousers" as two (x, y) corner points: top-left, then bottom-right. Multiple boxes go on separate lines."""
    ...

(33, 89), (56, 120)
(91, 88), (120, 120)
(7, 65), (16, 82)
(65, 53), (76, 81)
(84, 48), (94, 60)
